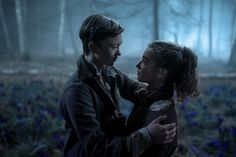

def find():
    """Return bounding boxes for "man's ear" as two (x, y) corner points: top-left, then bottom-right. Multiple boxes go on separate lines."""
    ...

(88, 41), (96, 52)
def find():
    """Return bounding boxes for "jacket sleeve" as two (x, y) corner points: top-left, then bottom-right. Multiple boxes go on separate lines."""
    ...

(126, 127), (152, 157)
(60, 84), (129, 157)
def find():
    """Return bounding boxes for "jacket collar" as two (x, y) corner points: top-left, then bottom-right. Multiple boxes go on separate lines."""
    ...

(76, 55), (117, 81)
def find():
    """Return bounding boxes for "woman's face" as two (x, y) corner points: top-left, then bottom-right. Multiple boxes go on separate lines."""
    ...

(136, 47), (157, 84)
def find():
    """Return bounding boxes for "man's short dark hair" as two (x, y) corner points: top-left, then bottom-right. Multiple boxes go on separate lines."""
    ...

(79, 14), (124, 55)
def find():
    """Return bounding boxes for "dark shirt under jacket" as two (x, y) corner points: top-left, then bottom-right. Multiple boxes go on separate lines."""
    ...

(59, 55), (141, 157)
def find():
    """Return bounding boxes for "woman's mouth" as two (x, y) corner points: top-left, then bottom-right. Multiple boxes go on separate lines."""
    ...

(137, 71), (140, 76)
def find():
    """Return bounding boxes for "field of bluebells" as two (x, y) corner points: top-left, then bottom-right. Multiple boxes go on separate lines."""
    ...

(175, 78), (236, 157)
(0, 73), (236, 157)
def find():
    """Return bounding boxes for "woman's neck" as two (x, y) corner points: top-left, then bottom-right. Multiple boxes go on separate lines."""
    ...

(149, 82), (174, 101)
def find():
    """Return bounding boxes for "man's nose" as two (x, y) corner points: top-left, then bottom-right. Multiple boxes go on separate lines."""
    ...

(116, 49), (121, 56)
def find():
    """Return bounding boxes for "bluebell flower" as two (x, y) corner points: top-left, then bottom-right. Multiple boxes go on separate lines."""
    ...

(177, 144), (187, 154)
(190, 145), (198, 154)
(196, 98), (207, 108)
(35, 94), (43, 101)
(36, 151), (50, 157)
(45, 108), (56, 117)
(15, 118), (29, 126)
(222, 141), (229, 151)
(215, 116), (224, 126)
(39, 110), (48, 118)
(206, 86), (220, 97)
(185, 110), (198, 119)
(230, 127), (236, 137)
(224, 99), (233, 108)
(188, 120), (199, 127)
(26, 91), (35, 100)
(229, 90), (236, 97)
(209, 139), (221, 149)
(0, 117), (6, 128)
(218, 150), (225, 157)
(15, 102), (26, 111)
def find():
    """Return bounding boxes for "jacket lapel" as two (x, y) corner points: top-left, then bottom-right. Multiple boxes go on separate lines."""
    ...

(77, 55), (118, 117)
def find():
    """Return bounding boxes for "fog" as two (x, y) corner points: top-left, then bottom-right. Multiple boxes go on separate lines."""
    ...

(1, 0), (236, 64)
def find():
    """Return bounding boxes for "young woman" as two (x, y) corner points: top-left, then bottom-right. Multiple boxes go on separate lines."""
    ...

(126, 41), (199, 157)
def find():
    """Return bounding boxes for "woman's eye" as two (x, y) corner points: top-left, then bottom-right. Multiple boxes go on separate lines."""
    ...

(142, 60), (147, 64)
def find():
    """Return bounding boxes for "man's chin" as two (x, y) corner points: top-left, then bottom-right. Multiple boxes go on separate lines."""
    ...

(105, 62), (114, 66)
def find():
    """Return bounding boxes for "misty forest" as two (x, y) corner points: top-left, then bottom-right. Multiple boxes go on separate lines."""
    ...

(0, 0), (236, 157)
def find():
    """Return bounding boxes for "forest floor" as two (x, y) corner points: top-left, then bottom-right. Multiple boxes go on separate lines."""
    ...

(0, 57), (236, 157)
(0, 56), (235, 78)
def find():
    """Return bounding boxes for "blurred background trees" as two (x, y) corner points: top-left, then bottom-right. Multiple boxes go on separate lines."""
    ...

(0, 0), (235, 66)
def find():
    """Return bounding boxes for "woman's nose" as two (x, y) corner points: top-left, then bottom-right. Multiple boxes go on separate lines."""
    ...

(136, 61), (141, 69)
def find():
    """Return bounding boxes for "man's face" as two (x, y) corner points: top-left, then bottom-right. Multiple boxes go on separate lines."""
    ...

(94, 34), (122, 66)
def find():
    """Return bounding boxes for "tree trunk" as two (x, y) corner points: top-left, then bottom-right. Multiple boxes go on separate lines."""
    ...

(216, 0), (223, 51)
(196, 0), (203, 54)
(153, 0), (159, 40)
(58, 0), (65, 57)
(174, 22), (178, 43)
(229, 38), (236, 66)
(66, 16), (80, 57)
(22, 0), (30, 60)
(15, 0), (26, 56)
(229, 1), (236, 66)
(0, 0), (12, 53)
(230, 1), (236, 47)
(208, 0), (213, 58)
(34, 0), (41, 53)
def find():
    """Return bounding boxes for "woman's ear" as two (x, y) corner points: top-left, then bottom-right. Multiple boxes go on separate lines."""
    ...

(155, 68), (168, 80)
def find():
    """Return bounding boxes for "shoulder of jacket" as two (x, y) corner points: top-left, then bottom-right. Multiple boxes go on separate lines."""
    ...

(63, 81), (91, 96)
(105, 66), (122, 76)
(62, 72), (93, 96)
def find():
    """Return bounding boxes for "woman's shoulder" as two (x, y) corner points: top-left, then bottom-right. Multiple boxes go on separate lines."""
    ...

(145, 99), (178, 125)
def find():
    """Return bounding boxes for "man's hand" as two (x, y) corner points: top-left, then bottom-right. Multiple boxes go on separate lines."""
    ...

(146, 115), (177, 144)
(135, 85), (162, 107)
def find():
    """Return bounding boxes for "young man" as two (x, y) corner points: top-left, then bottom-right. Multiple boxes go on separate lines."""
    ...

(59, 14), (177, 157)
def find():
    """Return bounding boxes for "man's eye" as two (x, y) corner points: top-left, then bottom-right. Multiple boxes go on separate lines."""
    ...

(111, 46), (119, 49)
